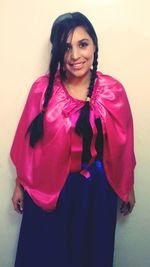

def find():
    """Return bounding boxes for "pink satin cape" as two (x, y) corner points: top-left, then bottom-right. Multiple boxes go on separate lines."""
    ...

(10, 71), (136, 211)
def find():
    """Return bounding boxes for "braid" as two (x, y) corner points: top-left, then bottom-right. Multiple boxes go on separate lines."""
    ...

(88, 49), (98, 98)
(43, 53), (58, 109)
(26, 51), (59, 147)
(75, 49), (98, 163)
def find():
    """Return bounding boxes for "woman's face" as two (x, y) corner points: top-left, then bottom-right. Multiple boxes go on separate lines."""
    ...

(63, 26), (95, 80)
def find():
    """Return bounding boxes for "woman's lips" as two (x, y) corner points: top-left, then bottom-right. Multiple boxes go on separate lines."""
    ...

(69, 62), (85, 69)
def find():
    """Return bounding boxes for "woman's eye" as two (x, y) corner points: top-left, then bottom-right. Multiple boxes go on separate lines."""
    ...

(79, 42), (88, 48)
(65, 44), (71, 51)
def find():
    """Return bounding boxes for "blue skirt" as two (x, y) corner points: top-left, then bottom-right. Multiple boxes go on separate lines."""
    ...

(15, 161), (117, 267)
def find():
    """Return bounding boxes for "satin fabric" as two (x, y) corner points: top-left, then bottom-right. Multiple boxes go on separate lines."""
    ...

(10, 71), (136, 211)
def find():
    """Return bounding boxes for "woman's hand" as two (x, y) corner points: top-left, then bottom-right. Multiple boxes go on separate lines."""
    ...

(12, 183), (24, 214)
(120, 188), (136, 216)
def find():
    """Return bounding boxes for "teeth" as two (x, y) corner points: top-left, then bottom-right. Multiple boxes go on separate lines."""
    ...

(71, 63), (84, 68)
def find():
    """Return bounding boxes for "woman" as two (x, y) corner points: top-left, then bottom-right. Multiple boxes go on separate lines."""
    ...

(11, 12), (136, 267)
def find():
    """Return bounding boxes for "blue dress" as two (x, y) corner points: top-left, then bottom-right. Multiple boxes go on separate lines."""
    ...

(14, 161), (117, 267)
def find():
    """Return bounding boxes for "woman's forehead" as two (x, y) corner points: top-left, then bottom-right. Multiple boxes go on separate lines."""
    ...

(66, 26), (91, 43)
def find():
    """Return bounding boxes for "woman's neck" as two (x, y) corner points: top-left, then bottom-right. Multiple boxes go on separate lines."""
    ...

(63, 71), (92, 100)
(65, 70), (91, 88)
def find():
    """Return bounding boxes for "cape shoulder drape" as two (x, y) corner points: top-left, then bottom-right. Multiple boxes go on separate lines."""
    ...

(10, 71), (136, 211)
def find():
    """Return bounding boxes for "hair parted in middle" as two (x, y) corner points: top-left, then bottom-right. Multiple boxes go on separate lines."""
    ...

(26, 12), (103, 164)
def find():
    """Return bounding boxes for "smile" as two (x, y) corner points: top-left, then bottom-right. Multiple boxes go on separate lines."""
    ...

(69, 62), (85, 69)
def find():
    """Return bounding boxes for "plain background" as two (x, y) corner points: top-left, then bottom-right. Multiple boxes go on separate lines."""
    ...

(0, 0), (150, 266)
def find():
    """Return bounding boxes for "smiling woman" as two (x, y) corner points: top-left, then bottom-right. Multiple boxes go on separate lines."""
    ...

(64, 27), (95, 75)
(10, 11), (136, 267)
(63, 26), (96, 100)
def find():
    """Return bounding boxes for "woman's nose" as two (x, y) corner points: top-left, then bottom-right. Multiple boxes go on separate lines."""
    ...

(71, 47), (80, 60)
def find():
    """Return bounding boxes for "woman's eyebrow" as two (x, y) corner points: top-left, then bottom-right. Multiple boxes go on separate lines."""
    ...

(78, 38), (89, 42)
(66, 38), (89, 45)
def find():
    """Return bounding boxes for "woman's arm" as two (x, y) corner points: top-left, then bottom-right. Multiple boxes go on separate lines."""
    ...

(120, 187), (136, 216)
(12, 181), (24, 214)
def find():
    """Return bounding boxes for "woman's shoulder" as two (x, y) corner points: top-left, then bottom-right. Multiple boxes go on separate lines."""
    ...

(96, 71), (124, 90)
(94, 71), (129, 106)
(29, 73), (49, 94)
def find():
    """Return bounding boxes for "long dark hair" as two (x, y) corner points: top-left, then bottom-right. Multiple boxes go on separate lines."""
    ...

(26, 12), (102, 163)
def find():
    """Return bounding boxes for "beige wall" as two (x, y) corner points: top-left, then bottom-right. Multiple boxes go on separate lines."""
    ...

(0, 1), (150, 266)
